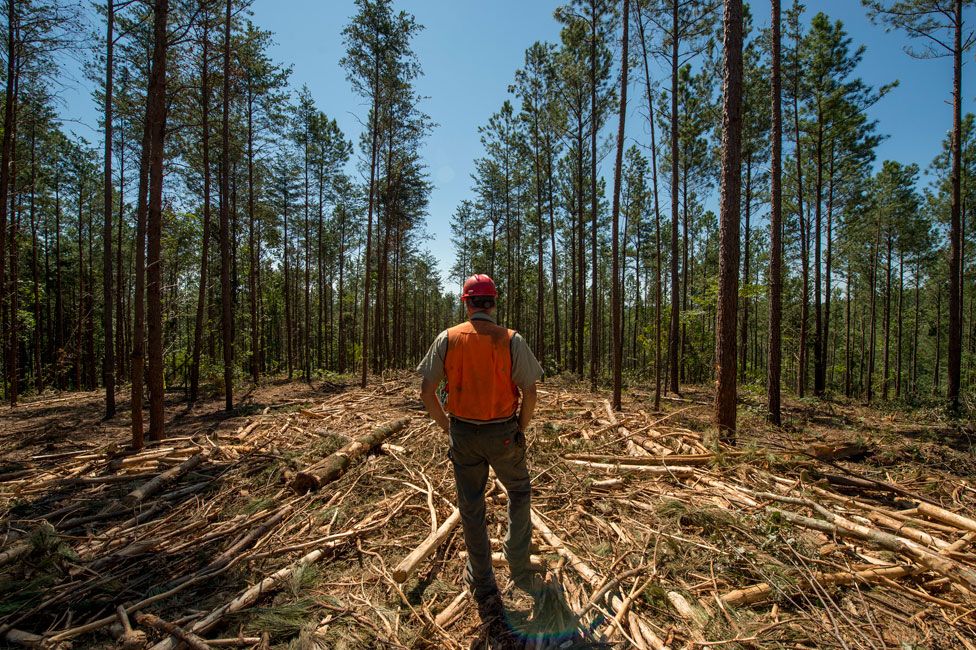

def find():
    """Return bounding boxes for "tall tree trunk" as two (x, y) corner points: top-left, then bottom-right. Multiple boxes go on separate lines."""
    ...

(935, 286), (942, 394)
(792, 16), (807, 399)
(610, 0), (629, 410)
(116, 113), (126, 382)
(636, 2), (663, 410)
(360, 59), (380, 389)
(545, 133), (561, 370)
(667, 0), (680, 395)
(866, 222), (880, 403)
(29, 122), (40, 392)
(247, 83), (259, 382)
(190, 5), (211, 403)
(576, 123), (585, 376)
(947, 0), (962, 408)
(912, 257), (920, 394)
(813, 117), (824, 396)
(589, 0), (600, 391)
(146, 0), (170, 441)
(768, 0), (783, 423)
(103, 0), (116, 417)
(896, 249), (904, 397)
(845, 260), (852, 398)
(882, 232), (892, 400)
(8, 77), (18, 404)
(715, 0), (743, 441)
(219, 0), (233, 410)
(0, 0), (15, 404)
(739, 153), (752, 383)
(821, 147), (834, 396)
(284, 185), (292, 379)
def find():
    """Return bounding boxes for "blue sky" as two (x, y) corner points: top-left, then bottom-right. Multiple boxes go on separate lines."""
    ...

(59, 0), (975, 282)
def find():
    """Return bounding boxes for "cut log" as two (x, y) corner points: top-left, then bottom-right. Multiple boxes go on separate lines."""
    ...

(771, 507), (976, 593)
(667, 591), (709, 628)
(120, 453), (206, 508)
(135, 613), (211, 650)
(458, 551), (545, 572)
(564, 452), (725, 466)
(917, 502), (976, 534)
(148, 547), (328, 650)
(289, 418), (411, 494)
(433, 589), (468, 628)
(720, 564), (915, 607)
(393, 508), (461, 582)
(564, 460), (697, 477)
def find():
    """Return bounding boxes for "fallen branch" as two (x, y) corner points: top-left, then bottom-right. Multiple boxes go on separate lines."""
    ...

(135, 613), (212, 650)
(148, 547), (329, 650)
(393, 508), (461, 583)
(531, 510), (669, 650)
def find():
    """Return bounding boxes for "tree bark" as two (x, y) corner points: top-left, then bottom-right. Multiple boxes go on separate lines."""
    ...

(103, 0), (116, 417)
(668, 0), (680, 395)
(146, 0), (171, 442)
(589, 0), (600, 392)
(947, 0), (962, 408)
(0, 0), (15, 404)
(190, 3), (211, 403)
(610, 0), (629, 410)
(219, 0), (234, 411)
(714, 0), (744, 442)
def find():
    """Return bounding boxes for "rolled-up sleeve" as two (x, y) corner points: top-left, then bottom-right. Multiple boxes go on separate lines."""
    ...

(416, 330), (449, 385)
(510, 333), (544, 389)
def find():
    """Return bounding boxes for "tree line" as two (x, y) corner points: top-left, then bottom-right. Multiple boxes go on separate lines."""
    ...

(452, 0), (975, 437)
(0, 0), (971, 447)
(0, 0), (453, 447)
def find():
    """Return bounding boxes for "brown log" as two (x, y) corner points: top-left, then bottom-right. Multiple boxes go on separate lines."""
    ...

(458, 551), (545, 572)
(771, 507), (976, 594)
(564, 452), (727, 465)
(120, 453), (206, 508)
(433, 590), (468, 628)
(565, 459), (697, 477)
(393, 508), (460, 583)
(135, 613), (211, 650)
(720, 564), (914, 607)
(289, 418), (411, 494)
(205, 637), (262, 647)
(917, 502), (976, 534)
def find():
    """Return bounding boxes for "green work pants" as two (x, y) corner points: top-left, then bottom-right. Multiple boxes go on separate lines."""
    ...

(448, 416), (532, 601)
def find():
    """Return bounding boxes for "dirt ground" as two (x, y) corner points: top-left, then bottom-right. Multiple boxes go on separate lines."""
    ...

(1, 375), (975, 649)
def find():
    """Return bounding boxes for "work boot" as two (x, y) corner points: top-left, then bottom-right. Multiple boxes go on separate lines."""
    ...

(511, 570), (546, 600)
(475, 589), (504, 624)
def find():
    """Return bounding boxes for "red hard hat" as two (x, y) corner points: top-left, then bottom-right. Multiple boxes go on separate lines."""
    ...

(461, 274), (498, 300)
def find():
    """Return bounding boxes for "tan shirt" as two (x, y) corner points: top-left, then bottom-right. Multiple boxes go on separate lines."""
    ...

(416, 312), (544, 401)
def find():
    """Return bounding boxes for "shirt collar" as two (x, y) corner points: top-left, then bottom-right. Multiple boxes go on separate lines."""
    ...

(470, 311), (497, 324)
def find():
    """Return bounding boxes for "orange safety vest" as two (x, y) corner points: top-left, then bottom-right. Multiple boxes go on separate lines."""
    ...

(444, 319), (520, 422)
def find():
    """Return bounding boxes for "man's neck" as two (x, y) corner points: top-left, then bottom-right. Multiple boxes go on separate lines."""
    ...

(468, 310), (496, 323)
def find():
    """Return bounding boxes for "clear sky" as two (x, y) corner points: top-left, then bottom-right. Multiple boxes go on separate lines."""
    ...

(59, 0), (975, 282)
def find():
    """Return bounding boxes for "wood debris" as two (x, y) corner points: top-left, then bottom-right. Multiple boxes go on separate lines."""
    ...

(1, 375), (974, 648)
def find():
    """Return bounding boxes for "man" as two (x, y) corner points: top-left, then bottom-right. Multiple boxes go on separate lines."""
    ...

(417, 273), (544, 621)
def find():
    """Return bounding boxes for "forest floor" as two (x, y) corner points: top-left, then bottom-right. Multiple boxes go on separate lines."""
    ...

(1, 375), (976, 650)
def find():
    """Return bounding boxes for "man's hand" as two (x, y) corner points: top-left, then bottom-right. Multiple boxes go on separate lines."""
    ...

(420, 377), (451, 434)
(518, 383), (537, 434)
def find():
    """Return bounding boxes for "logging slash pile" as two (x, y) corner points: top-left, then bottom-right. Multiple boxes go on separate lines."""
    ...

(1, 376), (976, 649)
